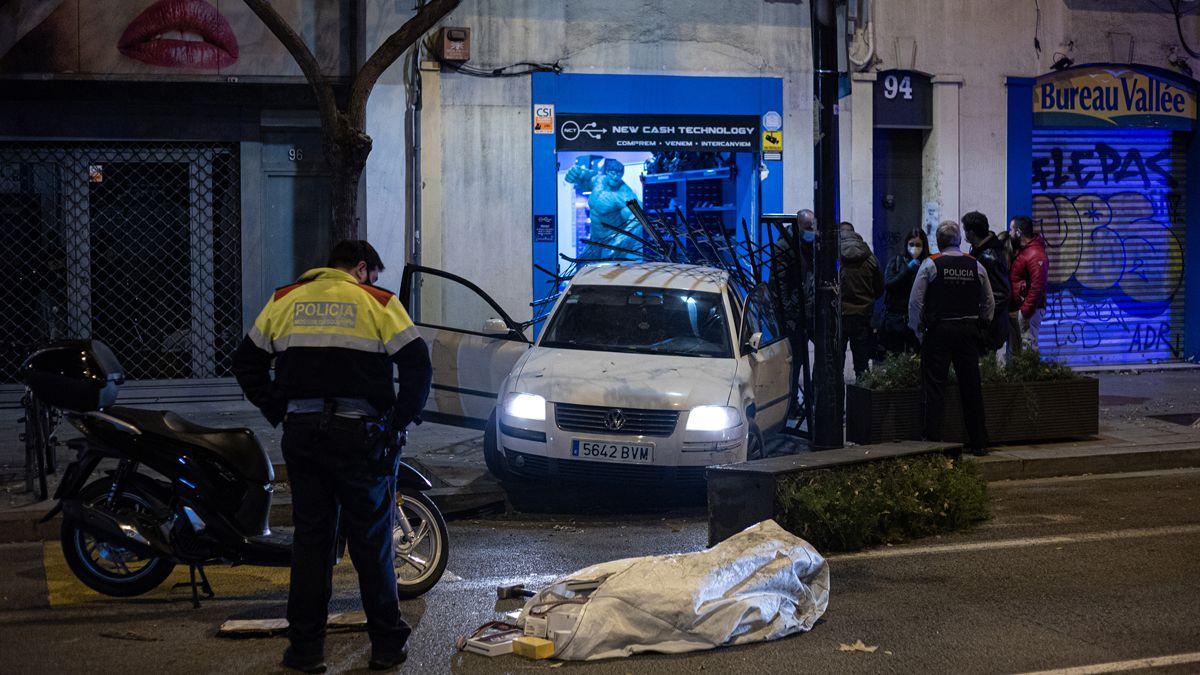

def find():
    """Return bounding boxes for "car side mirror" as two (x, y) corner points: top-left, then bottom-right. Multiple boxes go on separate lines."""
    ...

(482, 317), (509, 336)
(744, 331), (762, 354)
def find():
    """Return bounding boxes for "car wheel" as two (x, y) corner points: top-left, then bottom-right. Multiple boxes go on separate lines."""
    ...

(483, 409), (511, 480)
(746, 425), (765, 461)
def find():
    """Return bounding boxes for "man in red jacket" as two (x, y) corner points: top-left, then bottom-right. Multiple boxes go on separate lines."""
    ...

(1008, 215), (1049, 352)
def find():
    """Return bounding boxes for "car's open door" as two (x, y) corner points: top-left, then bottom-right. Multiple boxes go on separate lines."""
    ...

(738, 285), (793, 435)
(400, 265), (531, 429)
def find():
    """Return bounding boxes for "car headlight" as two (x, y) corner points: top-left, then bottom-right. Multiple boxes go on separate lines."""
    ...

(503, 393), (546, 422)
(685, 405), (741, 431)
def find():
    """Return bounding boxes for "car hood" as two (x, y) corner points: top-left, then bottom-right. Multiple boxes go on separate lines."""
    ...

(511, 347), (738, 410)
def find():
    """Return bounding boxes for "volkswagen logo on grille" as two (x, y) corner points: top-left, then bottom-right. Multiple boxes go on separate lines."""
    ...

(603, 408), (626, 431)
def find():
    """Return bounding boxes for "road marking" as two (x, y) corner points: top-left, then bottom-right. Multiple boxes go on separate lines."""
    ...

(830, 524), (1200, 562)
(1014, 651), (1200, 674)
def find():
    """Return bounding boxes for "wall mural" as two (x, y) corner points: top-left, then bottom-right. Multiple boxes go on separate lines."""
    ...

(1031, 134), (1185, 364)
(0, 0), (346, 78)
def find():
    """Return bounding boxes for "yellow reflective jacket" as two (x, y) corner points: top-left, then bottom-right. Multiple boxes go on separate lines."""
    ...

(231, 268), (431, 426)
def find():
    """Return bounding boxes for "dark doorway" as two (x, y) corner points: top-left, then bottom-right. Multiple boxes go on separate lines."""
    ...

(872, 128), (926, 267)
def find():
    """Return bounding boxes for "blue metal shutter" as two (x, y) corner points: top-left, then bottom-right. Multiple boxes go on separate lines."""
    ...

(1030, 128), (1187, 366)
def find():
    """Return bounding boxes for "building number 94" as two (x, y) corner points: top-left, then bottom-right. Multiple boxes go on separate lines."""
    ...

(883, 74), (913, 100)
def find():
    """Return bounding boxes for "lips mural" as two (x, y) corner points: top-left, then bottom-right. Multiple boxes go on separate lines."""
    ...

(118, 0), (239, 69)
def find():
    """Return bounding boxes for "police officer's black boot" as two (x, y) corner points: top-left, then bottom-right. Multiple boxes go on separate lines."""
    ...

(281, 646), (327, 674)
(368, 645), (408, 670)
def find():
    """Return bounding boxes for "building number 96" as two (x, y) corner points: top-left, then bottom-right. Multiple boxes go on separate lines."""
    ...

(883, 74), (913, 100)
(288, 147), (305, 161)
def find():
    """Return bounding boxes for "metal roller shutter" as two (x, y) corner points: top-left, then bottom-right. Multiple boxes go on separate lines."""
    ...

(1031, 128), (1188, 366)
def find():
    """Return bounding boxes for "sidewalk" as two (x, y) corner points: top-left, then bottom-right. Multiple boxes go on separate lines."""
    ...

(2, 368), (1199, 541)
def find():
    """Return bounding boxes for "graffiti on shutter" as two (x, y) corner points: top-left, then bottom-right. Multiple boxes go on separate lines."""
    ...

(1031, 128), (1187, 365)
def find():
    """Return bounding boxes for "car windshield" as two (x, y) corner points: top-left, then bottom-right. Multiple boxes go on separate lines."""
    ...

(539, 285), (732, 358)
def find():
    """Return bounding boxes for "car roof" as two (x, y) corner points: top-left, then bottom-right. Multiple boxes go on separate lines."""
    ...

(569, 262), (730, 293)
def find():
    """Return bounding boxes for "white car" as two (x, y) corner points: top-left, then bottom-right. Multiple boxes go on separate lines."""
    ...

(400, 262), (794, 484)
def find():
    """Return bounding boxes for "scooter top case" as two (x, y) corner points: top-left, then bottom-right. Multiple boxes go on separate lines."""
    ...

(20, 340), (123, 412)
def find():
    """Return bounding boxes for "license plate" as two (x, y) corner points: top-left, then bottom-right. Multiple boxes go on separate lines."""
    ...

(571, 440), (654, 464)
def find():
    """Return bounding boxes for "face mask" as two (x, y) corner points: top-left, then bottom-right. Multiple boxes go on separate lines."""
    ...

(908, 245), (922, 258)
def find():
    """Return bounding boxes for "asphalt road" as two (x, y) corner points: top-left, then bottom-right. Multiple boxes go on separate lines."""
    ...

(1, 469), (1198, 674)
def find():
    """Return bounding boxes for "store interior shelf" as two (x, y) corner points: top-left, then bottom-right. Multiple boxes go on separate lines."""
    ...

(641, 166), (733, 184)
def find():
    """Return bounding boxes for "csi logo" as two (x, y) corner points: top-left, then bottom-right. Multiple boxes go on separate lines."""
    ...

(534, 105), (553, 118)
(293, 302), (358, 328)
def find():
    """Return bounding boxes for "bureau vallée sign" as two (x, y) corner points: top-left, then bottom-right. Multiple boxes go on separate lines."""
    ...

(1033, 64), (1197, 130)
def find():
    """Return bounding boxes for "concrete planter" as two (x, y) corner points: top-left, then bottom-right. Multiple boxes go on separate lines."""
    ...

(845, 377), (1100, 445)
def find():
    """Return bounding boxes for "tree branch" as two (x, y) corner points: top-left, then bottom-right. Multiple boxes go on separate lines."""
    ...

(347, 0), (461, 127)
(241, 0), (340, 126)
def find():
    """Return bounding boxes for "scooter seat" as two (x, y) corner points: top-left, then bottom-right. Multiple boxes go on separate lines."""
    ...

(104, 406), (274, 483)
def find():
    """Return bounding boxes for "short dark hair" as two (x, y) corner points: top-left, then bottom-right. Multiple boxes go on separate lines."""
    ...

(1010, 215), (1036, 238)
(961, 211), (990, 239)
(327, 240), (384, 272)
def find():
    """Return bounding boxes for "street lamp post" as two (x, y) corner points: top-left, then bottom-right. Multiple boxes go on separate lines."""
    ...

(810, 0), (844, 450)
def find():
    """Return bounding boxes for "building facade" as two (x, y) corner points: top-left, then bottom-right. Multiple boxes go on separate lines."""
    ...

(2, 0), (1198, 386)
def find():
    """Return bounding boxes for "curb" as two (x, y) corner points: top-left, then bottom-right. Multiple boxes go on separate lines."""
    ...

(975, 444), (1200, 481)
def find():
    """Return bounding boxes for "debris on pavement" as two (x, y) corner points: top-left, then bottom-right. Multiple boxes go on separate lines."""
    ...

(458, 621), (524, 657)
(515, 519), (830, 660)
(838, 639), (879, 653)
(217, 611), (367, 637)
(513, 636), (555, 659)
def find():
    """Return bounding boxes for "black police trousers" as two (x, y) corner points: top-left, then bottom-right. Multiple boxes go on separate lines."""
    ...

(281, 414), (409, 658)
(920, 319), (989, 451)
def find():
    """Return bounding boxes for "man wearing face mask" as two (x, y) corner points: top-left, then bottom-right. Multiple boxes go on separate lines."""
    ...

(961, 211), (1012, 353)
(232, 240), (432, 672)
(565, 158), (643, 260)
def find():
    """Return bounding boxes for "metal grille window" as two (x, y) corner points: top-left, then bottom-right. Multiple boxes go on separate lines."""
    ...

(1031, 128), (1187, 366)
(0, 143), (242, 382)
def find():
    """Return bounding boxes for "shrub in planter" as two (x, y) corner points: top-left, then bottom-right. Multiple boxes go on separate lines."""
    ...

(775, 454), (989, 552)
(848, 350), (1099, 445)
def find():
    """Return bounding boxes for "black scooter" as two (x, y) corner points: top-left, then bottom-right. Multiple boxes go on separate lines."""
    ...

(21, 340), (448, 607)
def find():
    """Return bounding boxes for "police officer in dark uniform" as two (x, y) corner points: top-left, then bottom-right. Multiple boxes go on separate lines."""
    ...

(908, 221), (995, 455)
(232, 240), (432, 673)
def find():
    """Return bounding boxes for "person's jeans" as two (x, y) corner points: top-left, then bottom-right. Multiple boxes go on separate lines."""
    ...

(841, 313), (874, 377)
(281, 414), (410, 660)
(921, 320), (989, 451)
(1019, 308), (1044, 351)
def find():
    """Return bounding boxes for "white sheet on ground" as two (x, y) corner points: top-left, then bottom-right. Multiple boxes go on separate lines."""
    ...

(518, 519), (830, 660)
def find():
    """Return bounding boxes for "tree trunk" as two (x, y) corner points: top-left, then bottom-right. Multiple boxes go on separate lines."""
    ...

(326, 114), (373, 241)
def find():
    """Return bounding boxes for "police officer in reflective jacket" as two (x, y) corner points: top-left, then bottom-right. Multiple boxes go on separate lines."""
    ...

(908, 222), (995, 456)
(232, 241), (432, 673)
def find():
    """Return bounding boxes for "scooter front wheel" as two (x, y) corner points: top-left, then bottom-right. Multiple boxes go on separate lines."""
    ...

(393, 487), (449, 599)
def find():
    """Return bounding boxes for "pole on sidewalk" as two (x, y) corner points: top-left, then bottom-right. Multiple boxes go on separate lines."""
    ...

(810, 0), (844, 450)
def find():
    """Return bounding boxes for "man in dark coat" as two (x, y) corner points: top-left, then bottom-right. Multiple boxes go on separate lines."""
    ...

(839, 223), (884, 378)
(962, 211), (1012, 352)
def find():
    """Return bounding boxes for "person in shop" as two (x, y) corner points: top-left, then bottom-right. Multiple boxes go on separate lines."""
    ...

(908, 221), (994, 456)
(879, 227), (930, 355)
(1008, 215), (1049, 353)
(962, 211), (1013, 353)
(838, 222), (884, 378)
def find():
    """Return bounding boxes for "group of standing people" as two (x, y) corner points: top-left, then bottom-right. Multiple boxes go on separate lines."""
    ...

(770, 210), (1050, 456)
(901, 213), (1049, 455)
(880, 213), (1048, 358)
